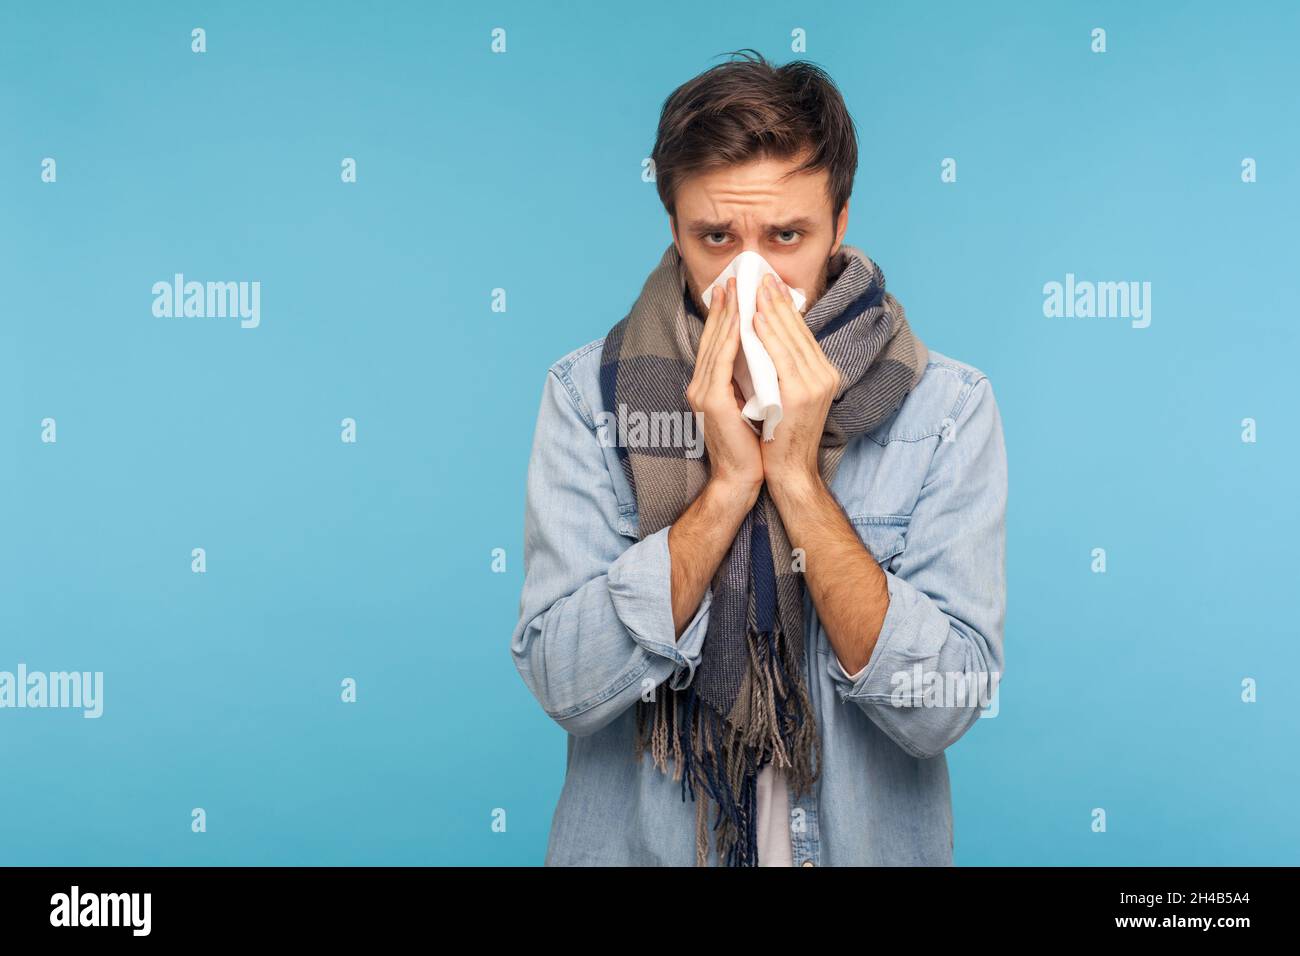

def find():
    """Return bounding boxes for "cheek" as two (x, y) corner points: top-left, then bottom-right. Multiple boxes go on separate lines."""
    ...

(683, 278), (710, 318)
(774, 259), (817, 297)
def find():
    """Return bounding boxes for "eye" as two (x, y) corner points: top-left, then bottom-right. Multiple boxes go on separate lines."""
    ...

(774, 230), (801, 244)
(702, 232), (729, 246)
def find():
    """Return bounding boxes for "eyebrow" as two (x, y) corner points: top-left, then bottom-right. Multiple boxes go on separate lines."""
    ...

(685, 216), (818, 233)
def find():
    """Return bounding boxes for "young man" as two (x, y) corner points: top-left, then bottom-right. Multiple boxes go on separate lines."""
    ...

(510, 50), (1007, 866)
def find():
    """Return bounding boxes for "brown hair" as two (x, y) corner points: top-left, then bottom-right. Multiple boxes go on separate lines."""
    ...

(651, 49), (859, 224)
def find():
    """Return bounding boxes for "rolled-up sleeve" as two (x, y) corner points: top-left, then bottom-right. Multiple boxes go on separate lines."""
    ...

(828, 376), (1007, 760)
(510, 367), (712, 738)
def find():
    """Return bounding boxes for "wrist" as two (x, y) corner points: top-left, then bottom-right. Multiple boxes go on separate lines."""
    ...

(705, 474), (762, 513)
(765, 465), (824, 504)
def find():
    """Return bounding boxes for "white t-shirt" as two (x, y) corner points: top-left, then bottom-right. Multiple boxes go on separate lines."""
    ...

(755, 653), (867, 866)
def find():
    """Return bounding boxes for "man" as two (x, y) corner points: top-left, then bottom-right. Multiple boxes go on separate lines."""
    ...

(510, 50), (1007, 866)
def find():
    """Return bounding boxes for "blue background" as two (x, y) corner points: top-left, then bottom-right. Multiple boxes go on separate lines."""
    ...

(2, 0), (1296, 865)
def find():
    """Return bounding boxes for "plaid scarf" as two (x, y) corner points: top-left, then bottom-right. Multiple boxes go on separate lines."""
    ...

(599, 241), (928, 866)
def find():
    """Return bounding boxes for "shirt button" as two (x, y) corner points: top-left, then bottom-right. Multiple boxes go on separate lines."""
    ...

(800, 859), (815, 867)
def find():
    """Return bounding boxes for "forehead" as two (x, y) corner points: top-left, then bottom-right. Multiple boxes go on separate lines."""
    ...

(675, 154), (831, 227)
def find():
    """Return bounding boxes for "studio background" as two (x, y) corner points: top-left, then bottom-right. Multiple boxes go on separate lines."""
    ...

(3, 0), (1296, 865)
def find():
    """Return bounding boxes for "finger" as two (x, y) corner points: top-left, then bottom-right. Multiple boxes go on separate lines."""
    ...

(772, 275), (840, 391)
(701, 279), (727, 352)
(711, 295), (742, 382)
(695, 280), (728, 379)
(704, 281), (741, 403)
(700, 279), (741, 403)
(753, 308), (803, 388)
(760, 276), (819, 376)
(757, 288), (814, 386)
(687, 283), (723, 413)
(773, 276), (816, 341)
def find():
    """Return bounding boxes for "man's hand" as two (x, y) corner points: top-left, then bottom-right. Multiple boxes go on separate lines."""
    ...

(685, 277), (763, 500)
(752, 271), (841, 494)
(666, 278), (763, 638)
(751, 270), (886, 676)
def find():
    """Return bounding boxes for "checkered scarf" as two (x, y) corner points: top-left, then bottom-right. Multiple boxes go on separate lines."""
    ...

(599, 241), (928, 866)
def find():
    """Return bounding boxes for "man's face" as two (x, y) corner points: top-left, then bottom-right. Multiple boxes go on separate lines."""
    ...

(670, 151), (849, 320)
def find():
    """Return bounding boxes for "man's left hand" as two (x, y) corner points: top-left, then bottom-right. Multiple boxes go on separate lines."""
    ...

(752, 271), (841, 491)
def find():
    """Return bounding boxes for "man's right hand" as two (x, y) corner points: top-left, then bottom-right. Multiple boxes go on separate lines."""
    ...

(685, 277), (763, 503)
(667, 279), (764, 638)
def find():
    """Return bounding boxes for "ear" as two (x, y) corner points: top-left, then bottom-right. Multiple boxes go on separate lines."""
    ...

(831, 199), (850, 255)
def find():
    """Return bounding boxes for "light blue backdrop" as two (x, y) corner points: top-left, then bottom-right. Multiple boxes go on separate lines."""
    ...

(2, 0), (1296, 866)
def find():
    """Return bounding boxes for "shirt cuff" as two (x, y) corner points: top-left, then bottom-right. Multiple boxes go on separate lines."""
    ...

(836, 654), (868, 682)
(606, 524), (712, 688)
(826, 569), (939, 704)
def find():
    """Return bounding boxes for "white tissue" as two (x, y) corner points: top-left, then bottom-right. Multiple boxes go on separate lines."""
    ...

(700, 251), (806, 442)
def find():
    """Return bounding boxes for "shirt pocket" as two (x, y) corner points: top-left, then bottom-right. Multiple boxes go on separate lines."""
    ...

(596, 442), (640, 539)
(846, 513), (911, 574)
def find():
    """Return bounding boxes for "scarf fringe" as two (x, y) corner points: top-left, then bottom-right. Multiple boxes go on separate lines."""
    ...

(635, 621), (822, 866)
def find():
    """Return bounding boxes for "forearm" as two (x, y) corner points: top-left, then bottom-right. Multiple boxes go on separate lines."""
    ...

(513, 526), (715, 736)
(768, 471), (888, 674)
(512, 370), (720, 737)
(667, 478), (759, 637)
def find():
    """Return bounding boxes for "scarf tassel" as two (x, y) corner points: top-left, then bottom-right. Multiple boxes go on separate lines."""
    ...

(636, 619), (817, 867)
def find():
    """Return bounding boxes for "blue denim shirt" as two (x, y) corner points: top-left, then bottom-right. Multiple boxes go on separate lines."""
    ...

(511, 336), (1007, 865)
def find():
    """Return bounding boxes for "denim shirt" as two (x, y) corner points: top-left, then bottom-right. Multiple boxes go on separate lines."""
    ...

(510, 336), (1007, 866)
